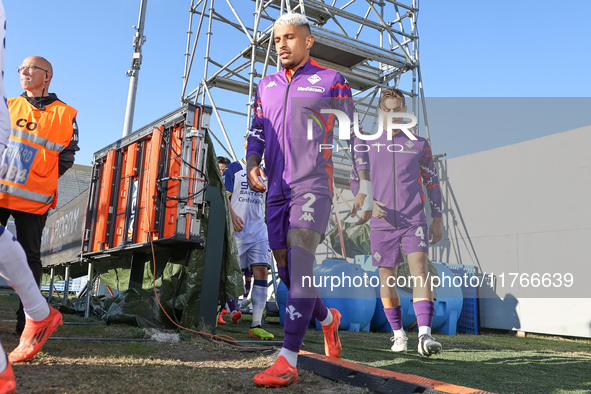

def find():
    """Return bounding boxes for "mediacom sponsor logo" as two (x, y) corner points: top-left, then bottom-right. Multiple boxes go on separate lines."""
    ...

(297, 86), (326, 93)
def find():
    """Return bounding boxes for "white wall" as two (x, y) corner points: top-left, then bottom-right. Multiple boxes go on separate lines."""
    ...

(430, 125), (591, 338)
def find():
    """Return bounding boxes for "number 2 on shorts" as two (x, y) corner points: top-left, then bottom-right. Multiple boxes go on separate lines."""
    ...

(302, 193), (316, 212)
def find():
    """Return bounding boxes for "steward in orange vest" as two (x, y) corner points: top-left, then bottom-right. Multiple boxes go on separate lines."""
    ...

(0, 56), (79, 336)
(0, 94), (79, 214)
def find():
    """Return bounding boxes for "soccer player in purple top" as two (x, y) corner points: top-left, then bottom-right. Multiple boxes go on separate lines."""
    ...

(351, 88), (443, 357)
(247, 12), (369, 387)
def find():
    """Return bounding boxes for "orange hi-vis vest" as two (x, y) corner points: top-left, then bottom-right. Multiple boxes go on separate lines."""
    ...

(0, 96), (77, 215)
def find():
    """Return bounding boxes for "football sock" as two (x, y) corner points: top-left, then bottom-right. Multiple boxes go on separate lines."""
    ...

(319, 307), (333, 326)
(227, 298), (237, 313)
(0, 227), (49, 322)
(251, 279), (267, 327)
(414, 300), (434, 336)
(0, 343), (6, 373)
(283, 245), (317, 353)
(277, 265), (290, 289)
(244, 277), (252, 298)
(312, 295), (329, 322)
(278, 347), (298, 368)
(385, 306), (403, 335)
(418, 325), (432, 337)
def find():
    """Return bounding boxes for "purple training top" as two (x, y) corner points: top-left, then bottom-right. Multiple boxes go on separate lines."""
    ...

(351, 130), (442, 230)
(247, 58), (356, 203)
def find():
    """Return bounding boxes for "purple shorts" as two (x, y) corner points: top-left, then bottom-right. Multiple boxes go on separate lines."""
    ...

(267, 194), (332, 250)
(370, 224), (429, 268)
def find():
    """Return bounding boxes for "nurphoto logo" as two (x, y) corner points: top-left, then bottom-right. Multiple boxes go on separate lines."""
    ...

(304, 109), (418, 141)
(303, 108), (419, 153)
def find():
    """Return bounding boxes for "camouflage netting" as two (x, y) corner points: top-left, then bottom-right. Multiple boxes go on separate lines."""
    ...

(327, 220), (371, 257)
(57, 132), (244, 330)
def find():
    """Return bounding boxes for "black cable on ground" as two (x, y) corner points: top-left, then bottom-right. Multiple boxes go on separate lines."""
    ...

(48, 337), (150, 343)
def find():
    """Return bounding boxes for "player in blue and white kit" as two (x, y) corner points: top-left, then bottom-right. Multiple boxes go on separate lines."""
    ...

(223, 142), (274, 340)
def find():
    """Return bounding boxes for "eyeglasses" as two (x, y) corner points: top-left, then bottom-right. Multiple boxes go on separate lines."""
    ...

(17, 65), (48, 74)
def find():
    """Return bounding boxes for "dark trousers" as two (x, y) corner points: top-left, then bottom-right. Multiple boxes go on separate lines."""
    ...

(0, 207), (48, 329)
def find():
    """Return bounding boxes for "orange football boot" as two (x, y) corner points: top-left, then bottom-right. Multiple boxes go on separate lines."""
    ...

(322, 308), (342, 358)
(0, 357), (16, 394)
(253, 355), (298, 387)
(9, 306), (63, 363)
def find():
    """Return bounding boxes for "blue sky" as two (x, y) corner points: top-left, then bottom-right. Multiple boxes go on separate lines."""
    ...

(4, 1), (590, 166)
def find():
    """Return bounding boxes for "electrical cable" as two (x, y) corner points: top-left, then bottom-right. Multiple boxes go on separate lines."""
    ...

(157, 125), (208, 178)
(139, 129), (276, 352)
(150, 238), (276, 352)
(155, 126), (209, 203)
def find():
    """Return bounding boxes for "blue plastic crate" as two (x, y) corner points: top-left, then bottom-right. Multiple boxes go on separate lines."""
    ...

(439, 262), (480, 335)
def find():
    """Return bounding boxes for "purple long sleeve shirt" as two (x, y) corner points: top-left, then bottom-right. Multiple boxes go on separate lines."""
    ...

(351, 130), (442, 230)
(247, 59), (356, 203)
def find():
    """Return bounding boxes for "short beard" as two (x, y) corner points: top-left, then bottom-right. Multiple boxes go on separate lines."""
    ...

(281, 59), (295, 69)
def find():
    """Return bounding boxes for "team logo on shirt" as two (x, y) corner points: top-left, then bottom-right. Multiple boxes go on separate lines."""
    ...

(265, 80), (277, 89)
(299, 212), (315, 222)
(307, 74), (321, 84)
(286, 305), (302, 320)
(247, 129), (264, 142)
(405, 140), (415, 148)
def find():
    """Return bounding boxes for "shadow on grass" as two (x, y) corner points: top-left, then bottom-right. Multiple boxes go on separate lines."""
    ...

(3, 293), (589, 393)
(217, 317), (591, 393)
(341, 334), (591, 393)
(13, 354), (365, 393)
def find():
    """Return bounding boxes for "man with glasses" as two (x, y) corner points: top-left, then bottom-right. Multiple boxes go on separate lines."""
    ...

(0, 56), (79, 337)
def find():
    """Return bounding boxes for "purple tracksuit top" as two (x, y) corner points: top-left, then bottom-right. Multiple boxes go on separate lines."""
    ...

(247, 59), (355, 203)
(351, 131), (442, 230)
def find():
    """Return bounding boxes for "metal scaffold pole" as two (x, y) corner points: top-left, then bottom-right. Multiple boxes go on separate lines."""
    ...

(177, 0), (430, 303)
(178, 0), (433, 198)
(122, 0), (148, 137)
(180, 0), (425, 160)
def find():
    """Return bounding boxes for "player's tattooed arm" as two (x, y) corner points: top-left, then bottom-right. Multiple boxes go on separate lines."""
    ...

(357, 169), (370, 181)
(246, 154), (267, 193)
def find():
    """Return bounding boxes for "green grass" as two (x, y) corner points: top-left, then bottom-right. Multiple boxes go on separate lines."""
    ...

(216, 314), (591, 393)
(2, 289), (590, 393)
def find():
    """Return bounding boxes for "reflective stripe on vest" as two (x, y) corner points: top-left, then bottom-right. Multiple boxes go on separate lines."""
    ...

(0, 97), (76, 214)
(10, 127), (67, 153)
(0, 183), (54, 205)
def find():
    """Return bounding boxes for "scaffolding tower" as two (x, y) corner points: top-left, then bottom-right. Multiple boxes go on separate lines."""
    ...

(180, 0), (426, 177)
(180, 0), (427, 261)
